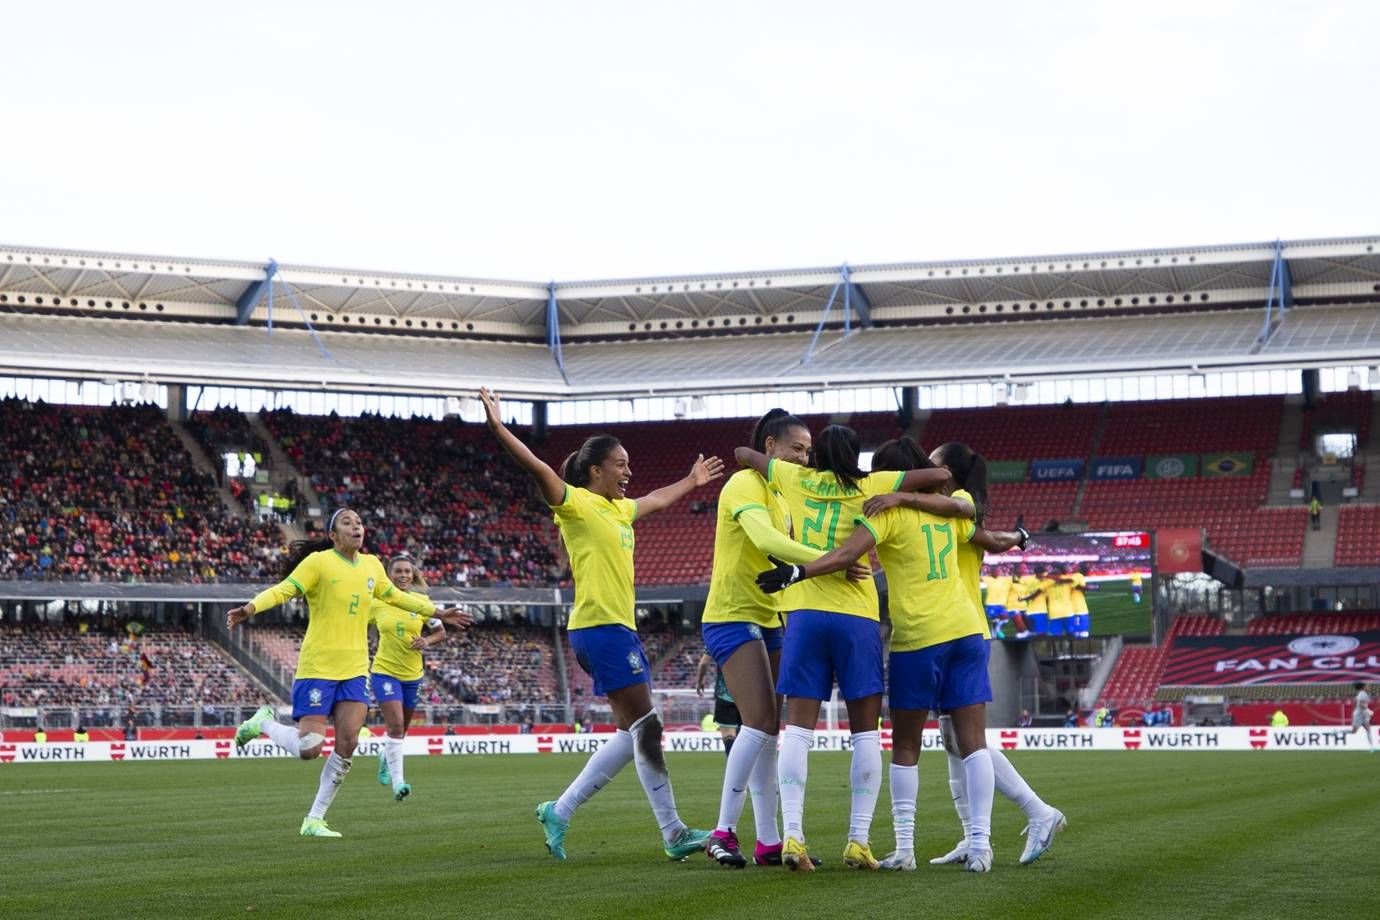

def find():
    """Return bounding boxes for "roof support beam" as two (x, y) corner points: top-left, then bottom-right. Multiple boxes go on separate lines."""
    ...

(1258, 239), (1294, 347)
(234, 260), (278, 325)
(802, 263), (870, 364)
(844, 264), (873, 329)
(546, 281), (569, 383)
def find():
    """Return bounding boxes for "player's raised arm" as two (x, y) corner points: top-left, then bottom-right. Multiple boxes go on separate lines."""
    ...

(479, 386), (566, 506)
(227, 557), (316, 627)
(634, 453), (725, 518)
(973, 526), (1029, 553)
(733, 445), (770, 477)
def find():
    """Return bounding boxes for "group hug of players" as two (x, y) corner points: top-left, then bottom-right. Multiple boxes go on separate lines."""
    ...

(224, 388), (1066, 872)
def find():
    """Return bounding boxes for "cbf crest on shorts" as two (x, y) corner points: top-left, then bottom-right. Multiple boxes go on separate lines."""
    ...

(627, 651), (644, 674)
(383, 681), (395, 695)
(748, 624), (763, 640)
(309, 687), (324, 706)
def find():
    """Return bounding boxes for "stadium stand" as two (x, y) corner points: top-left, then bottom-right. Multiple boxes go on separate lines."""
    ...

(1300, 389), (1371, 451)
(1099, 396), (1283, 457)
(1245, 611), (1380, 635)
(0, 624), (258, 715)
(260, 409), (562, 587)
(1335, 505), (1380, 566)
(920, 404), (1102, 461)
(1100, 615), (1224, 707)
(0, 399), (285, 582)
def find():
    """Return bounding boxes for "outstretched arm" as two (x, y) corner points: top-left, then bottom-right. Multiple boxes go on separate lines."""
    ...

(733, 446), (770, 477)
(863, 491), (974, 520)
(480, 387), (565, 506)
(897, 467), (952, 493)
(635, 454), (725, 519)
(973, 526), (1029, 553)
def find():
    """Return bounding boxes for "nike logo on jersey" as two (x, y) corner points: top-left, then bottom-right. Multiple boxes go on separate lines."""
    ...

(331, 579), (341, 584)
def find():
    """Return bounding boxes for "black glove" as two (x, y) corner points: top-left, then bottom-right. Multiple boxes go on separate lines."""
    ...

(1016, 526), (1030, 550)
(756, 555), (805, 593)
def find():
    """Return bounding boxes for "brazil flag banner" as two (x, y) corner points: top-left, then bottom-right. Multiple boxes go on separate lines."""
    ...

(1145, 454), (1198, 479)
(1203, 452), (1254, 477)
(988, 461), (1028, 483)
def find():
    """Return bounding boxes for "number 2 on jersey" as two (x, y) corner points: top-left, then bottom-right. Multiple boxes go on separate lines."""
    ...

(801, 498), (842, 550)
(921, 522), (953, 581)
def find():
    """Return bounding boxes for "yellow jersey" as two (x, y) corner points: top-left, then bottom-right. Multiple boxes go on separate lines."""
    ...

(1048, 579), (1076, 619)
(250, 550), (435, 680)
(1070, 572), (1089, 614)
(983, 575), (1012, 610)
(1006, 575), (1029, 612)
(768, 459), (904, 621)
(370, 595), (441, 682)
(950, 489), (991, 640)
(1023, 575), (1051, 614)
(552, 485), (638, 631)
(704, 469), (793, 627)
(861, 506), (979, 651)
(1131, 572), (1144, 588)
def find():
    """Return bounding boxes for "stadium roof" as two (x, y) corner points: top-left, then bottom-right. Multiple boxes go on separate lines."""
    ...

(1, 235), (1377, 400)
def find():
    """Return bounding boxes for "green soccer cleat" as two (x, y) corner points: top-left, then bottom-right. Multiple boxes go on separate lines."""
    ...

(535, 800), (568, 860)
(664, 827), (713, 861)
(299, 817), (342, 838)
(378, 748), (391, 786)
(392, 782), (412, 802)
(235, 704), (274, 747)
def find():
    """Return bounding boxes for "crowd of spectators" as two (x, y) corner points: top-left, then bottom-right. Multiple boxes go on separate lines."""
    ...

(0, 623), (258, 717)
(262, 409), (561, 587)
(0, 399), (286, 582)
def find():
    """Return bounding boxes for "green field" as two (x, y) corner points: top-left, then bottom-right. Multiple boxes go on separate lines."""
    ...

(1088, 578), (1150, 637)
(1, 751), (1373, 919)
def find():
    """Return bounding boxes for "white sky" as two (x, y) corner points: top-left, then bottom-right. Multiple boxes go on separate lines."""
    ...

(3, 1), (1377, 282)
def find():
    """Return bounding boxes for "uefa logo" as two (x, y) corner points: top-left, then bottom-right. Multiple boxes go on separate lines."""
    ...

(1286, 635), (1360, 656)
(1155, 457), (1186, 478)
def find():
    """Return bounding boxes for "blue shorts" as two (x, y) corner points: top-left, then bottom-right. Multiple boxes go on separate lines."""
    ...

(777, 609), (883, 701)
(370, 672), (423, 709)
(985, 605), (1006, 619)
(702, 620), (784, 669)
(1074, 614), (1091, 634)
(1027, 612), (1050, 634)
(1048, 617), (1074, 637)
(291, 676), (369, 720)
(568, 624), (650, 697)
(889, 634), (992, 712)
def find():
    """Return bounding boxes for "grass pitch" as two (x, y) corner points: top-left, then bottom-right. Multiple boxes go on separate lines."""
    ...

(0, 751), (1372, 919)
(1088, 578), (1149, 637)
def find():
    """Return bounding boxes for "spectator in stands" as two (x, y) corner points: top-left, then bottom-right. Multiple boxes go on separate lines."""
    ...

(1271, 709), (1290, 728)
(1310, 495), (1322, 531)
(1016, 709), (1033, 728)
(1094, 701), (1112, 727)
(1063, 709), (1078, 728)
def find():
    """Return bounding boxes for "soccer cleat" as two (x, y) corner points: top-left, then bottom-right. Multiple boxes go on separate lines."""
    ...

(235, 704), (274, 748)
(781, 837), (816, 872)
(965, 846), (994, 872)
(664, 827), (713, 861)
(879, 849), (918, 871)
(392, 782), (412, 802)
(755, 841), (822, 868)
(1019, 807), (1067, 865)
(535, 801), (568, 860)
(842, 840), (880, 870)
(705, 829), (748, 868)
(377, 748), (391, 786)
(299, 817), (341, 838)
(930, 840), (970, 865)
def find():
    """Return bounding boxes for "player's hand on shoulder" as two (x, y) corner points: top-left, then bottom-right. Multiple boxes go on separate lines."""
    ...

(845, 559), (871, 582)
(863, 492), (903, 517)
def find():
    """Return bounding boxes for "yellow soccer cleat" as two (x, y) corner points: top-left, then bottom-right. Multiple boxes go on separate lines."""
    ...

(299, 817), (342, 838)
(782, 837), (816, 872)
(842, 840), (880, 870)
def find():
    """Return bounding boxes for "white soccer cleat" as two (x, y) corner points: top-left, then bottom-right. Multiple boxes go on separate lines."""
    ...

(879, 849), (917, 870)
(965, 846), (994, 872)
(929, 840), (970, 865)
(1020, 807), (1067, 865)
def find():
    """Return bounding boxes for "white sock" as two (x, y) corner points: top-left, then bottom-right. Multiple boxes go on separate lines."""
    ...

(778, 724), (813, 841)
(848, 730), (882, 844)
(749, 736), (781, 846)
(307, 752), (351, 820)
(262, 719), (301, 756)
(554, 729), (633, 822)
(716, 725), (771, 833)
(945, 749), (971, 839)
(385, 736), (406, 787)
(989, 745), (1049, 822)
(962, 749), (994, 852)
(629, 711), (685, 842)
(889, 763), (918, 852)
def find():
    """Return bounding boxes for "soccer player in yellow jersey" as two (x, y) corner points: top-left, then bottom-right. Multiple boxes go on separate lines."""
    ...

(1046, 565), (1078, 637)
(1021, 567), (1054, 635)
(740, 427), (949, 871)
(226, 509), (470, 838)
(369, 552), (446, 801)
(1067, 563), (1093, 637)
(1130, 570), (1144, 604)
(479, 387), (724, 862)
(982, 569), (1013, 638)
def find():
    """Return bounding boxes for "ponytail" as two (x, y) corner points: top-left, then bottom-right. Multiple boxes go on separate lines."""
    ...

(934, 442), (990, 526)
(811, 425), (865, 495)
(283, 506), (352, 578)
(561, 435), (623, 487)
(751, 408), (807, 453)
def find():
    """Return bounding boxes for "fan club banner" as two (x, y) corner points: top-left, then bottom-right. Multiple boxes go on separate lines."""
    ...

(1162, 632), (1380, 686)
(1, 728), (1372, 763)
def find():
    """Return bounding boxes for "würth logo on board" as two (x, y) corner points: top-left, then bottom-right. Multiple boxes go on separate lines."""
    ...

(1122, 729), (1142, 750)
(427, 737), (444, 756)
(1000, 730), (1018, 750)
(537, 735), (554, 753)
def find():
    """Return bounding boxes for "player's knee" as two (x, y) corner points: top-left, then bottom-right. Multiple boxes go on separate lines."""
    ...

(891, 744), (920, 767)
(335, 735), (358, 758)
